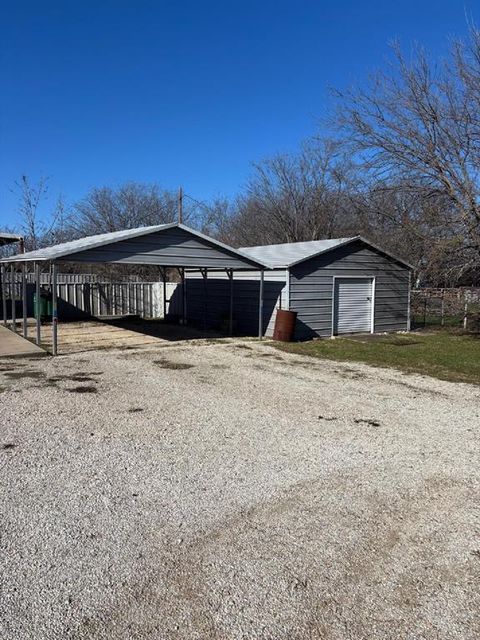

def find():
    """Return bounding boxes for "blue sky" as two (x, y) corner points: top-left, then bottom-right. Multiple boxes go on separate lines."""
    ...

(0, 0), (478, 228)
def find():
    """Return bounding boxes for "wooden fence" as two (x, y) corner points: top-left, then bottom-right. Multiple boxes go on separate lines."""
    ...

(56, 281), (179, 319)
(0, 278), (179, 321)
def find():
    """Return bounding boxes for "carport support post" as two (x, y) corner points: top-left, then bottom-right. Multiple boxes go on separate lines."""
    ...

(22, 263), (28, 338)
(258, 269), (264, 339)
(35, 262), (41, 346)
(181, 268), (187, 325)
(52, 262), (58, 356)
(1, 264), (6, 327)
(10, 264), (16, 332)
(162, 268), (167, 319)
(201, 268), (208, 330)
(227, 269), (233, 336)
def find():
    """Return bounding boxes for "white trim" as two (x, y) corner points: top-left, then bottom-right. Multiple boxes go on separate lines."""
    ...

(370, 276), (376, 333)
(285, 268), (290, 311)
(331, 275), (376, 337)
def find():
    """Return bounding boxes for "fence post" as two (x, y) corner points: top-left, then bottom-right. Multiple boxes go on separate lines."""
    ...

(441, 290), (445, 326)
(1, 264), (7, 326)
(423, 296), (427, 328)
(464, 300), (468, 331)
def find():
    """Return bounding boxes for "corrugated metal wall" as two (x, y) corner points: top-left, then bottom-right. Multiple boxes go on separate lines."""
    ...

(50, 226), (261, 268)
(290, 240), (410, 339)
(184, 270), (287, 336)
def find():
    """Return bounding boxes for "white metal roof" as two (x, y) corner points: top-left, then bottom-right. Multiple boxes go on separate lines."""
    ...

(240, 237), (356, 267)
(0, 223), (265, 268)
(240, 236), (414, 269)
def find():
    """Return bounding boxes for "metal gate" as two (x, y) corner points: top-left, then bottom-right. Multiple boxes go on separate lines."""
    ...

(333, 277), (374, 335)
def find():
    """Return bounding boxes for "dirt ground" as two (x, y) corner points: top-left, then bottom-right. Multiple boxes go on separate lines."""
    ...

(0, 337), (479, 639)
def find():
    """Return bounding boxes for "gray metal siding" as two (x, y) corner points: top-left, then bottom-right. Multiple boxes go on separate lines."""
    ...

(290, 241), (410, 339)
(55, 227), (260, 269)
(184, 271), (287, 336)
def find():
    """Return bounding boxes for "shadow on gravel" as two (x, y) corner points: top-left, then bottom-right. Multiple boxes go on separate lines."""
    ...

(67, 385), (98, 394)
(154, 359), (194, 370)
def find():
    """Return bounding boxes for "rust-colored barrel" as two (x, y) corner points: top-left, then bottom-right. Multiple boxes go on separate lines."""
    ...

(273, 309), (297, 341)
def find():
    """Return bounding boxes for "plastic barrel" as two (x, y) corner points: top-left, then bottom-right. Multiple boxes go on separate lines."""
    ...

(273, 309), (297, 342)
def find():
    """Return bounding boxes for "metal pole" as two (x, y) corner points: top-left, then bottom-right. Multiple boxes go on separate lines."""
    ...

(182, 268), (187, 325)
(228, 269), (234, 336)
(162, 268), (167, 319)
(52, 262), (58, 355)
(10, 264), (16, 332)
(178, 187), (183, 224)
(35, 262), (41, 345)
(22, 263), (27, 338)
(1, 264), (6, 327)
(258, 269), (264, 338)
(202, 268), (207, 330)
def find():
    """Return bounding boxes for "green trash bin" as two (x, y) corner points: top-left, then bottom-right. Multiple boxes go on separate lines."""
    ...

(33, 292), (52, 320)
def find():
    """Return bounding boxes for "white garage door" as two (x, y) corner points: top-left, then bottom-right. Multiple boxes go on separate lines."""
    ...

(333, 277), (374, 335)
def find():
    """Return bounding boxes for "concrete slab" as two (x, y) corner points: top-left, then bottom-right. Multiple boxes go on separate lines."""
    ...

(0, 325), (46, 358)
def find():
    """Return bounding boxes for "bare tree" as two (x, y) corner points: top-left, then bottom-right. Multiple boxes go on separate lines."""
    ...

(12, 175), (49, 250)
(10, 175), (68, 251)
(70, 182), (183, 236)
(334, 29), (480, 282)
(225, 140), (353, 246)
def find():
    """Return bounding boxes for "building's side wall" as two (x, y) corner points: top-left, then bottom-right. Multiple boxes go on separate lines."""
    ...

(289, 241), (410, 340)
(183, 270), (287, 336)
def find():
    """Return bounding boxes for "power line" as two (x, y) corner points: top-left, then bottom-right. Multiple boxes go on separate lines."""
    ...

(183, 192), (220, 216)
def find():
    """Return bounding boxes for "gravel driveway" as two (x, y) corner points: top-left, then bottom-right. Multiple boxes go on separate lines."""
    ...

(1, 338), (479, 639)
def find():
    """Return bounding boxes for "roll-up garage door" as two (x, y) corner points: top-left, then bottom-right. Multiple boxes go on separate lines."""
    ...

(333, 277), (373, 335)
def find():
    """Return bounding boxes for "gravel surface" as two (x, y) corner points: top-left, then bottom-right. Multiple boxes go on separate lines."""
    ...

(0, 338), (479, 639)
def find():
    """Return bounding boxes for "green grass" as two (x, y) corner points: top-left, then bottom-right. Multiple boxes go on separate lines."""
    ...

(271, 331), (480, 385)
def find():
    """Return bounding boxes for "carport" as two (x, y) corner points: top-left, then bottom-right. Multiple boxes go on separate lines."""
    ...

(0, 223), (266, 355)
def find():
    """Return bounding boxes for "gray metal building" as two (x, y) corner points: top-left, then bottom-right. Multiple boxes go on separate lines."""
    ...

(187, 236), (413, 339)
(2, 225), (413, 353)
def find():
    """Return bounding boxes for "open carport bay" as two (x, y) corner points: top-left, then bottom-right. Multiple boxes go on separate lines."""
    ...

(0, 339), (479, 639)
(38, 318), (225, 354)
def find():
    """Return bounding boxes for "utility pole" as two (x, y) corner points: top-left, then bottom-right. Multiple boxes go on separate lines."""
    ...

(178, 186), (183, 224)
